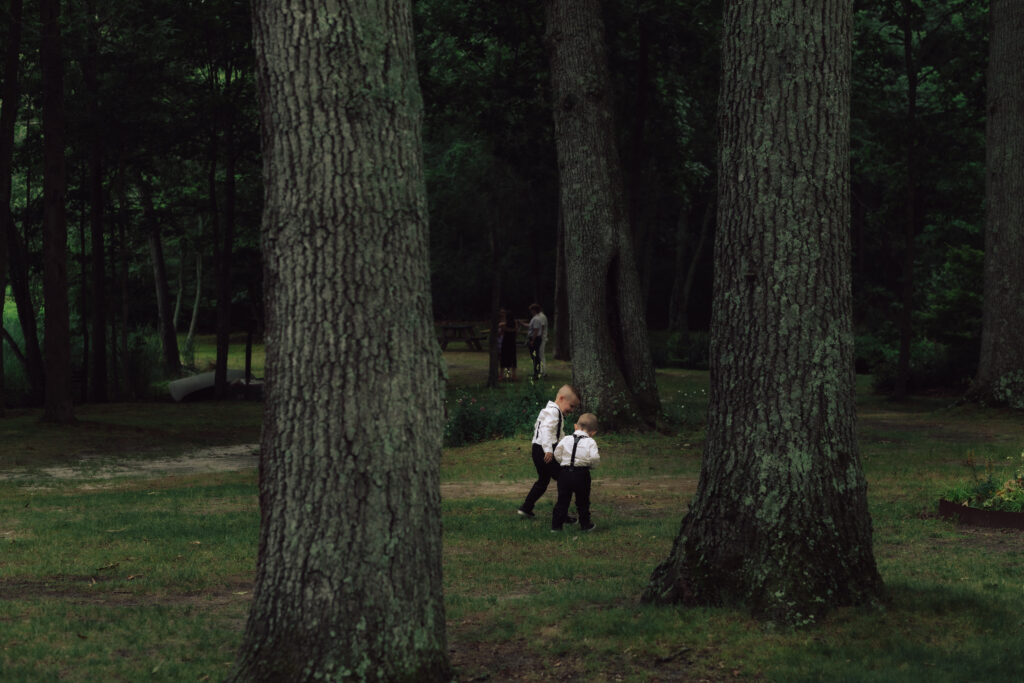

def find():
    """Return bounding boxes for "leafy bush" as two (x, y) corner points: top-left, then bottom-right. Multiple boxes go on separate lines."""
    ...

(942, 450), (1024, 513)
(854, 333), (889, 375)
(444, 381), (552, 447)
(870, 337), (973, 394)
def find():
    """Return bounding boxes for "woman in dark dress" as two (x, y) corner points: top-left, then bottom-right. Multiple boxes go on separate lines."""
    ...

(499, 308), (518, 381)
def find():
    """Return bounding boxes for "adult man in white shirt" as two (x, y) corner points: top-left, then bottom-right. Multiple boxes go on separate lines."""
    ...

(526, 303), (548, 380)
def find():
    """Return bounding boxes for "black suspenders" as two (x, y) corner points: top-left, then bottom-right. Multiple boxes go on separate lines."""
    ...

(569, 434), (589, 467)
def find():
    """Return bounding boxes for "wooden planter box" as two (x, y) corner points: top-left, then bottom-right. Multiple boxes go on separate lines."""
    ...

(938, 499), (1024, 530)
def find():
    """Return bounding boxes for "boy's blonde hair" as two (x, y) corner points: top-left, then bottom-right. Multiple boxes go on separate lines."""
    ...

(556, 384), (579, 403)
(576, 413), (598, 433)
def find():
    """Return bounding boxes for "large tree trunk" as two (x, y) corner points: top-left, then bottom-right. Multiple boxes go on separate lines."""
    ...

(552, 201), (570, 361)
(41, 0), (73, 423)
(971, 0), (1024, 404)
(229, 2), (450, 681)
(140, 180), (181, 376)
(545, 0), (659, 428)
(0, 0), (23, 416)
(644, 0), (883, 624)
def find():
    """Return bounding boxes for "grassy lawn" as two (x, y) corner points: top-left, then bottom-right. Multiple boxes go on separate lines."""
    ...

(2, 348), (1023, 681)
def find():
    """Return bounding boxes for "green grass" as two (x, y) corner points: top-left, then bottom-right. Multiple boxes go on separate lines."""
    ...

(2, 348), (1024, 681)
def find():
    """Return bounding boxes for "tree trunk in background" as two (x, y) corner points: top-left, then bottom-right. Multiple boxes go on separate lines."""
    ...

(546, 0), (659, 428)
(644, 0), (883, 623)
(84, 0), (106, 402)
(552, 201), (570, 361)
(668, 196), (714, 334)
(215, 84), (237, 398)
(2, 0), (42, 407)
(893, 0), (921, 400)
(6, 226), (44, 403)
(185, 252), (202, 364)
(77, 183), (89, 403)
(205, 100), (223, 393)
(0, 0), (23, 416)
(114, 169), (130, 399)
(627, 9), (653, 306)
(229, 1), (450, 680)
(41, 0), (73, 422)
(140, 180), (181, 376)
(487, 218), (501, 388)
(972, 0), (1024, 404)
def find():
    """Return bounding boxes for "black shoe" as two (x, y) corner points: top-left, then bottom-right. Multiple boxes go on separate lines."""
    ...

(566, 516), (578, 524)
(580, 522), (596, 532)
(517, 507), (534, 518)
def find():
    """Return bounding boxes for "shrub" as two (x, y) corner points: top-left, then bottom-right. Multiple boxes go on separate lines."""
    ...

(943, 450), (1024, 513)
(444, 381), (551, 447)
(871, 337), (973, 394)
(854, 333), (889, 375)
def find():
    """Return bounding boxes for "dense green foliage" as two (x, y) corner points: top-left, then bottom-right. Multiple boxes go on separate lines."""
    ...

(0, 0), (997, 406)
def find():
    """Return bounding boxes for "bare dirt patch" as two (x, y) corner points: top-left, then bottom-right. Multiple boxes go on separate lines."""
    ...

(0, 577), (254, 604)
(0, 444), (259, 482)
(440, 475), (696, 501)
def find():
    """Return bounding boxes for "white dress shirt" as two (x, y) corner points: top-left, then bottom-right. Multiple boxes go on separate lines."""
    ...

(531, 401), (563, 450)
(553, 430), (599, 468)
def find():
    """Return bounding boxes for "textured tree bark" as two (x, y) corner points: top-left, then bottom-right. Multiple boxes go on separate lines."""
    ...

(552, 202), (571, 361)
(972, 0), (1024, 404)
(644, 0), (884, 623)
(41, 0), (73, 422)
(230, 2), (450, 681)
(545, 0), (660, 428)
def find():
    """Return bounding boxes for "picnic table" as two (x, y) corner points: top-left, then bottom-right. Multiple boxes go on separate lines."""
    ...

(438, 322), (485, 351)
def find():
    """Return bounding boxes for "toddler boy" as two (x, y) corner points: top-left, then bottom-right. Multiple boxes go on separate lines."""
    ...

(551, 412), (599, 532)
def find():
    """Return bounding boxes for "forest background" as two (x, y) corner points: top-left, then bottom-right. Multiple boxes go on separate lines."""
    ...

(0, 0), (987, 408)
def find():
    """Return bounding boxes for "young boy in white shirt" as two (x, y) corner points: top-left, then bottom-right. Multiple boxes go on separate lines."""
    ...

(517, 384), (579, 519)
(551, 412), (600, 532)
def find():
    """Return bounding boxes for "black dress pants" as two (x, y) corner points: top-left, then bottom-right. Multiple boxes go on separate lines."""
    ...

(552, 466), (591, 530)
(521, 443), (560, 513)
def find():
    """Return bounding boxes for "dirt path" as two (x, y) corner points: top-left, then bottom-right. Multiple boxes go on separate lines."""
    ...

(0, 444), (260, 481)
